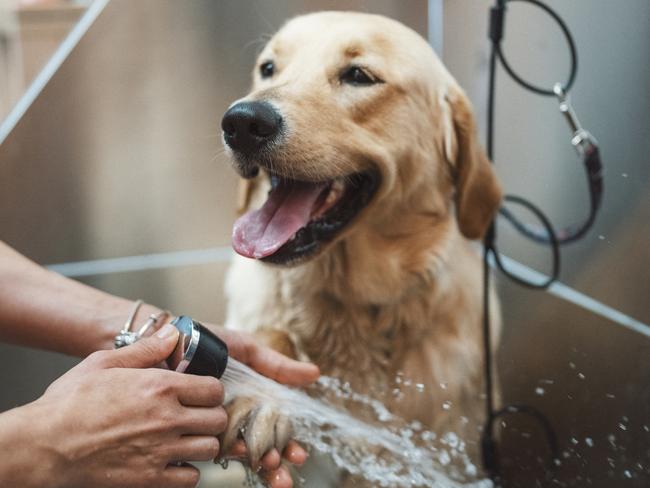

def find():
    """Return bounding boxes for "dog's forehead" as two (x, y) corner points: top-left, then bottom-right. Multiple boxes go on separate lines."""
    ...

(263, 12), (426, 63)
(254, 11), (454, 96)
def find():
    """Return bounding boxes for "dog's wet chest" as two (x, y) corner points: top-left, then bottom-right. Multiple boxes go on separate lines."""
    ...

(283, 293), (428, 388)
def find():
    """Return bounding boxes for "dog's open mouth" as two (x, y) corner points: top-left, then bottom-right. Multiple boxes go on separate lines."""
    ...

(232, 170), (379, 264)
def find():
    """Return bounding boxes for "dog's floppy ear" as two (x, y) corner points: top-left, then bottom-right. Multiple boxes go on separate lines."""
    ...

(442, 86), (502, 239)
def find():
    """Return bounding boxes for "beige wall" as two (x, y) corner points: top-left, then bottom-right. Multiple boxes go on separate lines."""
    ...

(0, 1), (85, 120)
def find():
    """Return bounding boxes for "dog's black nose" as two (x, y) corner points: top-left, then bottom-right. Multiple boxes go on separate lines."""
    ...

(221, 101), (282, 153)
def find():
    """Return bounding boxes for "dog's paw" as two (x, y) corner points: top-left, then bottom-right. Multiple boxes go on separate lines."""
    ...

(219, 396), (292, 470)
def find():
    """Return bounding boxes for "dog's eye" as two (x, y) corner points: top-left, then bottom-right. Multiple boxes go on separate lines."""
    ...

(339, 66), (379, 86)
(260, 61), (275, 79)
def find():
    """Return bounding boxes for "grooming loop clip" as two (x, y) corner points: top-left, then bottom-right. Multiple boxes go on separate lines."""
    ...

(553, 82), (598, 156)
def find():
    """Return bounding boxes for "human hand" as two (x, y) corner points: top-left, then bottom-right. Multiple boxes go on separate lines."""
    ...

(224, 438), (308, 487)
(26, 324), (226, 488)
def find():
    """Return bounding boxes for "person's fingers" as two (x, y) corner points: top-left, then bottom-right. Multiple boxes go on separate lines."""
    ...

(282, 440), (307, 466)
(83, 323), (179, 371)
(260, 448), (281, 471)
(221, 442), (282, 471)
(225, 438), (247, 458)
(166, 436), (220, 463)
(263, 464), (293, 488)
(224, 439), (306, 466)
(175, 375), (224, 407)
(215, 327), (319, 386)
(243, 345), (320, 386)
(159, 463), (201, 488)
(178, 406), (228, 436)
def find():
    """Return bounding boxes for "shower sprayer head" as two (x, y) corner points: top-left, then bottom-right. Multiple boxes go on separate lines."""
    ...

(166, 316), (229, 378)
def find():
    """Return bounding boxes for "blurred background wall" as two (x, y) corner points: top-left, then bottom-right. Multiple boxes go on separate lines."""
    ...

(0, 0), (647, 486)
(443, 2), (649, 486)
(0, 0), (89, 119)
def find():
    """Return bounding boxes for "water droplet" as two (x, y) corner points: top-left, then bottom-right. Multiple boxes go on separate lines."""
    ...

(442, 400), (452, 411)
(400, 428), (414, 439)
(535, 387), (545, 396)
(585, 437), (594, 447)
(439, 382), (448, 390)
(624, 469), (632, 478)
(421, 430), (436, 442)
(578, 372), (586, 380)
(438, 450), (451, 465)
(569, 361), (576, 369)
(444, 432), (459, 448)
(415, 383), (425, 392)
(643, 425), (649, 432)
(621, 173), (628, 178)
(622, 416), (629, 423)
(598, 235), (605, 240)
(571, 437), (579, 445)
(619, 423), (627, 431)
(540, 378), (555, 385)
(606, 393), (616, 399)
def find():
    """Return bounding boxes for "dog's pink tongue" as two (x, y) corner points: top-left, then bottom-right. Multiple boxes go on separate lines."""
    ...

(233, 180), (326, 259)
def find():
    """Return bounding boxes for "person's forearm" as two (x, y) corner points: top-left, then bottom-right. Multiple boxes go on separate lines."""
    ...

(0, 241), (162, 357)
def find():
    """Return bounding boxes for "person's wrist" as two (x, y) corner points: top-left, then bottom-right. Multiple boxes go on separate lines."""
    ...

(132, 303), (170, 336)
(94, 300), (169, 353)
(0, 402), (66, 488)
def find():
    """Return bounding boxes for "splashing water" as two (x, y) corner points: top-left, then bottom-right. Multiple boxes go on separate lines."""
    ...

(221, 358), (491, 488)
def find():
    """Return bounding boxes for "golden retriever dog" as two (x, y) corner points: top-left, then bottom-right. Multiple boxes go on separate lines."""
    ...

(220, 11), (502, 486)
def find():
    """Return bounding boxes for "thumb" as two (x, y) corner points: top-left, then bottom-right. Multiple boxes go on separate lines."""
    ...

(98, 323), (179, 370)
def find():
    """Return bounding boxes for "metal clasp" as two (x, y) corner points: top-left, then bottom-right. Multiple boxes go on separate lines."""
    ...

(114, 330), (140, 348)
(553, 83), (597, 156)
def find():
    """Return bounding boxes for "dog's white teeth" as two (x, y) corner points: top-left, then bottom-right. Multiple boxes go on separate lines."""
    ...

(326, 180), (345, 204)
(309, 179), (345, 220)
(331, 179), (345, 192)
(324, 190), (338, 206)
